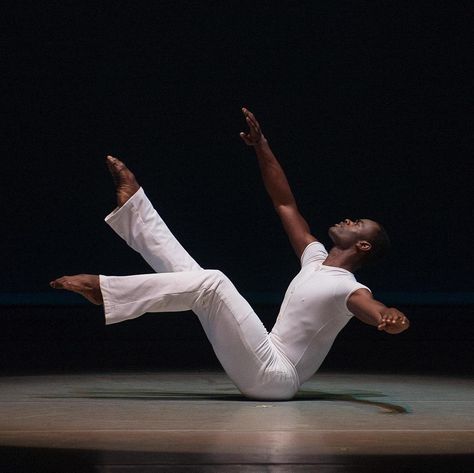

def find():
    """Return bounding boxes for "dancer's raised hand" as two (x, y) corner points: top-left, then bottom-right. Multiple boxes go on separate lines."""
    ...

(240, 107), (265, 146)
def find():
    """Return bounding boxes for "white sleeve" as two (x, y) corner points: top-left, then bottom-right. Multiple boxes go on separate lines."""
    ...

(300, 241), (328, 267)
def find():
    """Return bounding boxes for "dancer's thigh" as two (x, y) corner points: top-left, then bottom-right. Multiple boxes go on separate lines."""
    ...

(193, 272), (298, 399)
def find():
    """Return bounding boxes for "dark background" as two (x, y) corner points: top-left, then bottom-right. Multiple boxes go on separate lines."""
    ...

(1, 2), (472, 375)
(3, 0), (472, 298)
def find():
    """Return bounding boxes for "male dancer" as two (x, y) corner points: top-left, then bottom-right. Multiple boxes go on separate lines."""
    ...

(50, 108), (409, 400)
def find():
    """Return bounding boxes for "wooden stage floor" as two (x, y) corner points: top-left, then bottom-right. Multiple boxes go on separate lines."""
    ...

(0, 371), (472, 472)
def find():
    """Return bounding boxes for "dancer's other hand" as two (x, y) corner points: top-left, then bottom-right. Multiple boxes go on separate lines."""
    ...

(240, 108), (265, 146)
(377, 308), (410, 334)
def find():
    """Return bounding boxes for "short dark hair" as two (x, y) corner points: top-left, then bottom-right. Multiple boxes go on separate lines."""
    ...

(364, 224), (391, 265)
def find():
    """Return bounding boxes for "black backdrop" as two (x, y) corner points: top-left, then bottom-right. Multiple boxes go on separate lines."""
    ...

(3, 1), (472, 301)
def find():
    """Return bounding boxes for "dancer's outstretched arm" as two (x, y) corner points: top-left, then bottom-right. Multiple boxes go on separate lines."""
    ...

(240, 108), (317, 259)
(347, 289), (410, 334)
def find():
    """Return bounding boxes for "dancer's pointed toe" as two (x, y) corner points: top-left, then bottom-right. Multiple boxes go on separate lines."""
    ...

(106, 155), (140, 207)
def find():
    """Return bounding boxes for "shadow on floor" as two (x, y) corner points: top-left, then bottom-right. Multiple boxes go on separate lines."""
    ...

(41, 388), (409, 414)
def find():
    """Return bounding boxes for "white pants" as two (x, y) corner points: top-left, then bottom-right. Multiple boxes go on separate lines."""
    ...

(100, 188), (299, 400)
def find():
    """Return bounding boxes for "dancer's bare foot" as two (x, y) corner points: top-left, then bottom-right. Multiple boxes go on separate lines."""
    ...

(106, 155), (140, 207)
(49, 274), (103, 305)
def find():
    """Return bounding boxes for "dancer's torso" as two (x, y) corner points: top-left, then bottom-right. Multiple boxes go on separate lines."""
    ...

(270, 242), (369, 384)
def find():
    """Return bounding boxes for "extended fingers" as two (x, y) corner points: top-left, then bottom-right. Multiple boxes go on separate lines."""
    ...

(242, 108), (261, 132)
(242, 107), (254, 119)
(247, 115), (261, 134)
(382, 314), (407, 325)
(246, 117), (261, 137)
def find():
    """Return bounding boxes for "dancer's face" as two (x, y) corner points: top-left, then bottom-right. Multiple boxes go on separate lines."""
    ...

(328, 218), (380, 249)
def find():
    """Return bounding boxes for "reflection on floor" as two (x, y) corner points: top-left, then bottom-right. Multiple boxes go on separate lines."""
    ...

(0, 371), (472, 472)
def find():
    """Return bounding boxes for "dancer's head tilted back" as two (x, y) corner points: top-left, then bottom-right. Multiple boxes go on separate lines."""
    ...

(328, 219), (391, 268)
